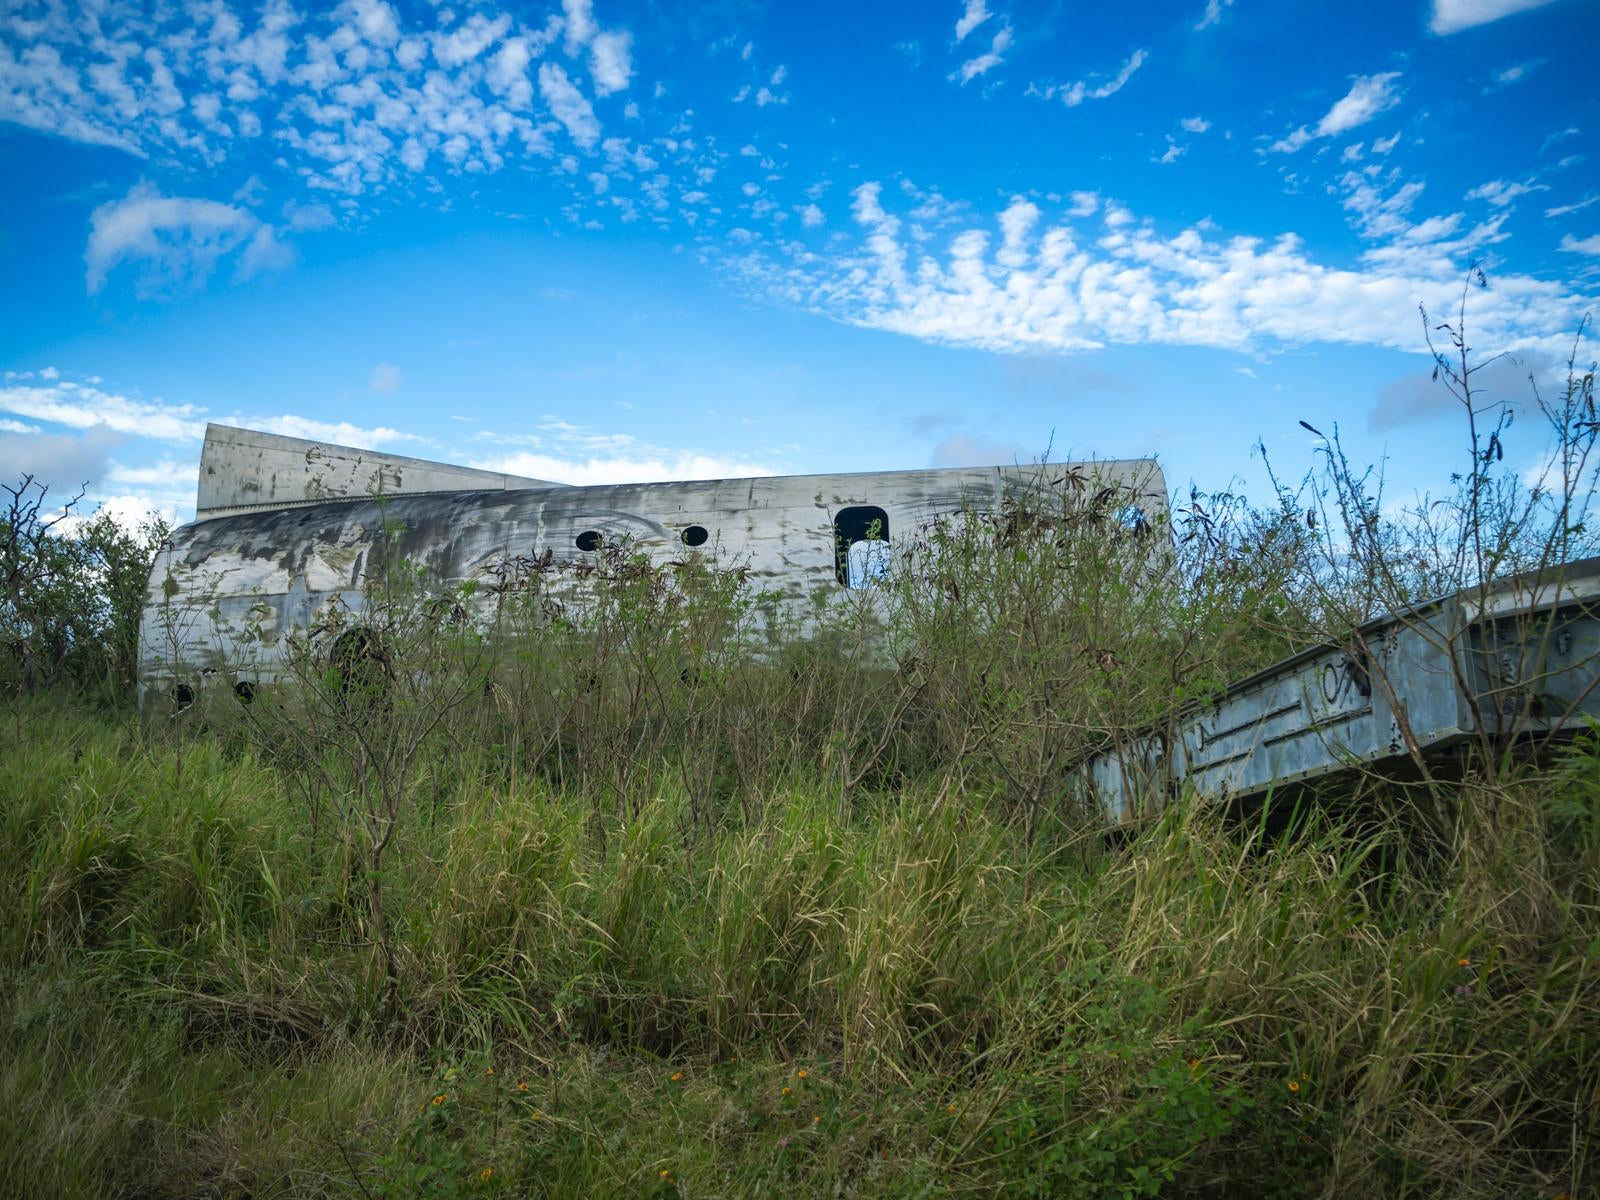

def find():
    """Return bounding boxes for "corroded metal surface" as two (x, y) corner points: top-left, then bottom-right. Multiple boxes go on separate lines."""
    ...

(1082, 557), (1600, 822)
(140, 425), (1168, 709)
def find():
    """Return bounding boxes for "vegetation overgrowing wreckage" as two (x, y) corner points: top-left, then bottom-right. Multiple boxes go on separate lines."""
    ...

(2, 286), (1598, 1197)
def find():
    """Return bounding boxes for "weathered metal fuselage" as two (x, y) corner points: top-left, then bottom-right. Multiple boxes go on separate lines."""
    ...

(138, 424), (1168, 712)
(1082, 556), (1600, 822)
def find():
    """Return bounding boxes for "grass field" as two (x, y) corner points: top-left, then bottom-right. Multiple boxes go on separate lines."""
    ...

(2, 689), (1596, 1198)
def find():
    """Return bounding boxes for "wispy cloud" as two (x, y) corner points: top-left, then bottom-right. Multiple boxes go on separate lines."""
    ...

(1465, 179), (1548, 207)
(1193, 0), (1235, 31)
(1034, 49), (1148, 107)
(540, 62), (601, 147)
(0, 379), (207, 441)
(1546, 195), (1598, 218)
(1486, 58), (1543, 89)
(0, 373), (419, 453)
(954, 0), (993, 42)
(469, 417), (778, 484)
(85, 182), (288, 295)
(1430, 0), (1559, 35)
(952, 24), (1012, 85)
(1270, 72), (1402, 153)
(368, 364), (402, 394)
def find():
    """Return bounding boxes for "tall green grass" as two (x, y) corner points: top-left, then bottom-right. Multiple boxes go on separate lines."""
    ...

(2, 696), (1595, 1198)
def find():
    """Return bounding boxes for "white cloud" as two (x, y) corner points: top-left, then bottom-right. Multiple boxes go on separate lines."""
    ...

(470, 418), (777, 484)
(488, 37), (536, 108)
(1054, 49), (1148, 107)
(0, 40), (146, 155)
(955, 0), (993, 42)
(432, 13), (511, 69)
(800, 203), (825, 228)
(1546, 195), (1598, 218)
(347, 0), (402, 48)
(368, 363), (402, 393)
(0, 0), (606, 200)
(85, 182), (284, 294)
(1318, 73), (1403, 136)
(539, 62), (600, 147)
(1180, 115), (1211, 134)
(1067, 191), (1099, 218)
(953, 25), (1012, 85)
(1430, 0), (1558, 35)
(589, 30), (632, 96)
(1271, 72), (1402, 153)
(0, 380), (207, 441)
(725, 184), (1592, 363)
(562, 0), (597, 51)
(1559, 234), (1600, 256)
(0, 371), (419, 452)
(1488, 59), (1542, 88)
(1465, 179), (1548, 207)
(1193, 0), (1234, 30)
(0, 370), (426, 523)
(248, 415), (415, 445)
(474, 450), (776, 486)
(283, 200), (336, 231)
(1154, 137), (1185, 164)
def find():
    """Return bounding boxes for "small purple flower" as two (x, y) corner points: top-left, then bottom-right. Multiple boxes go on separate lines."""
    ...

(778, 1136), (790, 1148)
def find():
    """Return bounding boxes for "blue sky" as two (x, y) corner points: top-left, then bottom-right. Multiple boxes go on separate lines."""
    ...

(1, 0), (1596, 526)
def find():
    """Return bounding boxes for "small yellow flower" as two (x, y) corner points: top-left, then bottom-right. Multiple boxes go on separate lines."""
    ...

(432, 1094), (447, 1106)
(517, 1081), (529, 1092)
(660, 1168), (671, 1179)
(1458, 957), (1471, 968)
(485, 1067), (495, 1077)
(796, 1068), (808, 1079)
(781, 1086), (791, 1096)
(479, 1167), (493, 1182)
(670, 1071), (683, 1082)
(1301, 1072), (1309, 1081)
(1188, 1058), (1200, 1071)
(946, 1103), (957, 1115)
(812, 1114), (821, 1124)
(1287, 1079), (1301, 1094)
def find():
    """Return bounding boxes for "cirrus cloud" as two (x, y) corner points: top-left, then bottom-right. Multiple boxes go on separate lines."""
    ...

(1271, 72), (1402, 153)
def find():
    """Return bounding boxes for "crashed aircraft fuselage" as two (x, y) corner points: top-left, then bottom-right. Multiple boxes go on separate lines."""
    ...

(137, 424), (1168, 712)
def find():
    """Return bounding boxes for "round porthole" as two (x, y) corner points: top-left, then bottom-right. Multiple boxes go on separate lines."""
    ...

(234, 680), (256, 704)
(575, 530), (603, 552)
(681, 525), (709, 547)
